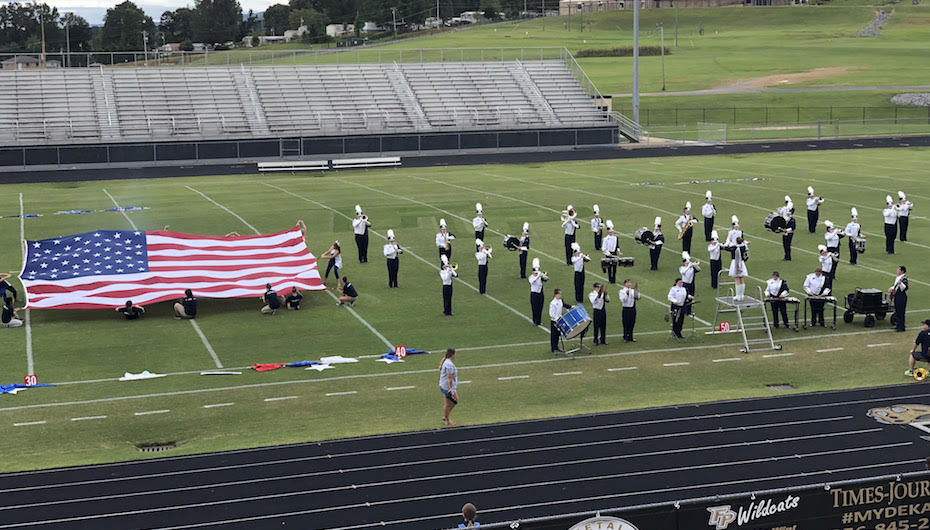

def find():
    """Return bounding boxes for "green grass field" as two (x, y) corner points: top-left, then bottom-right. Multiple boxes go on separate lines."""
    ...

(0, 147), (927, 472)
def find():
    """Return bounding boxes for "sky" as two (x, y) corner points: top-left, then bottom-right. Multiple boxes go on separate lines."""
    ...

(6, 0), (276, 24)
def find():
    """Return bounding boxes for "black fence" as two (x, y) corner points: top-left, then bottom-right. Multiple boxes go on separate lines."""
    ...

(0, 126), (618, 169)
(614, 106), (930, 127)
(473, 471), (930, 530)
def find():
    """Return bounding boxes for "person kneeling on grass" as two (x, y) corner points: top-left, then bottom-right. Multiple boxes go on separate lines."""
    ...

(116, 300), (144, 320)
(905, 319), (930, 377)
(284, 287), (303, 310)
(336, 276), (358, 306)
(1, 296), (22, 328)
(261, 284), (282, 315)
(174, 289), (197, 319)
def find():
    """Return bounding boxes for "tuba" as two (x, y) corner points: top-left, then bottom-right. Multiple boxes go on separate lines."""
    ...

(560, 208), (577, 223)
(450, 262), (458, 271)
(915, 368), (928, 382)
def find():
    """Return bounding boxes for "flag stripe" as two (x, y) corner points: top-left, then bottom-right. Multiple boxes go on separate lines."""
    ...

(22, 225), (324, 309)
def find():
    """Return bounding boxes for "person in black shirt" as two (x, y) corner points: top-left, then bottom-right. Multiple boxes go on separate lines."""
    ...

(1, 296), (22, 328)
(116, 300), (145, 320)
(0, 273), (18, 302)
(337, 276), (358, 306)
(261, 283), (282, 315)
(174, 289), (198, 319)
(906, 319), (930, 377)
(285, 287), (303, 310)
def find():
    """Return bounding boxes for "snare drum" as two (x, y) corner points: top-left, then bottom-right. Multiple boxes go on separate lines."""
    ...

(852, 236), (866, 254)
(618, 257), (635, 267)
(557, 305), (591, 339)
(634, 227), (654, 246)
(764, 213), (787, 233)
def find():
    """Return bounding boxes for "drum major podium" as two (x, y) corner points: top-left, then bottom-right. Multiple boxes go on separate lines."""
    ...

(708, 271), (782, 354)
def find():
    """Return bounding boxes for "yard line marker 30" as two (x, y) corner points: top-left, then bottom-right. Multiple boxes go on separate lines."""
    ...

(13, 421), (46, 427)
(202, 403), (234, 409)
(498, 375), (530, 381)
(71, 416), (107, 422)
(325, 391), (358, 397)
(762, 353), (794, 358)
(264, 396), (297, 402)
(817, 347), (844, 353)
(134, 410), (170, 416)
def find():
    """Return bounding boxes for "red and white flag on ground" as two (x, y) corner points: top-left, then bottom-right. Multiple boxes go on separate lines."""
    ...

(21, 225), (324, 309)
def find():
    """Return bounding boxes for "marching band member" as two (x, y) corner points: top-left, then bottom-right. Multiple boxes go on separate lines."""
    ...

(883, 195), (898, 255)
(549, 288), (573, 353)
(708, 230), (722, 289)
(618, 279), (640, 342)
(473, 203), (488, 250)
(777, 195), (793, 217)
(730, 236), (749, 301)
(890, 265), (909, 332)
(679, 251), (698, 314)
(591, 204), (604, 251)
(845, 208), (861, 265)
(440, 255), (457, 316)
(601, 220), (619, 284)
(806, 186), (824, 233)
(824, 220), (843, 279)
(765, 271), (790, 329)
(667, 278), (690, 339)
(804, 267), (827, 327)
(781, 207), (796, 261)
(725, 215), (742, 248)
(321, 240), (342, 282)
(571, 242), (587, 303)
(475, 239), (491, 295)
(518, 222), (530, 279)
(529, 258), (546, 326)
(562, 204), (580, 265)
(588, 282), (609, 346)
(675, 201), (697, 254)
(817, 244), (837, 291)
(436, 218), (455, 263)
(702, 191), (716, 242)
(352, 205), (371, 263)
(897, 191), (913, 242)
(383, 229), (402, 288)
(649, 217), (664, 271)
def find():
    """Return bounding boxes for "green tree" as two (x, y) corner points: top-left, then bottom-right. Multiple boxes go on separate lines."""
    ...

(262, 4), (291, 35)
(160, 8), (194, 42)
(100, 1), (155, 51)
(192, 0), (242, 44)
(288, 8), (328, 36)
(481, 0), (500, 20)
(241, 10), (261, 39)
(179, 39), (194, 51)
(60, 12), (93, 54)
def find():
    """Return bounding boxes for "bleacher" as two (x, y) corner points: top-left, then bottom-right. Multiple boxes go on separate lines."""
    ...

(0, 61), (614, 146)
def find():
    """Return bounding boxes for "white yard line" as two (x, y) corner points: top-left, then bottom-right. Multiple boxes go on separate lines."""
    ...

(386, 386), (417, 390)
(497, 375), (530, 380)
(553, 371), (583, 376)
(867, 343), (892, 348)
(133, 410), (170, 416)
(202, 403), (234, 409)
(263, 182), (544, 332)
(102, 189), (138, 230)
(325, 391), (358, 397)
(816, 347), (844, 353)
(712, 358), (741, 362)
(405, 175), (714, 326)
(19, 193), (33, 375)
(263, 396), (298, 402)
(70, 416), (107, 421)
(762, 353), (794, 358)
(13, 421), (46, 427)
(188, 320), (224, 369)
(607, 366), (638, 372)
(184, 186), (260, 234)
(663, 362), (690, 367)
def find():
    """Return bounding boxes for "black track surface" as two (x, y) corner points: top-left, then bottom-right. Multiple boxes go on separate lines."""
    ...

(0, 383), (927, 529)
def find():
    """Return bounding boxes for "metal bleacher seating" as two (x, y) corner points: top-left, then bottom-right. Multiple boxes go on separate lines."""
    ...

(0, 60), (613, 146)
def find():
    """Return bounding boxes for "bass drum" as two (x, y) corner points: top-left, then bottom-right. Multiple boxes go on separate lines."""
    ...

(634, 227), (654, 246)
(502, 235), (521, 251)
(764, 213), (787, 233)
(557, 305), (591, 340)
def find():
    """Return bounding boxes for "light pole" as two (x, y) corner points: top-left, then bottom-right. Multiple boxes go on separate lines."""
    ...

(142, 30), (148, 65)
(657, 22), (665, 91)
(64, 15), (71, 68)
(38, 10), (47, 68)
(391, 7), (397, 39)
(632, 0), (639, 124)
(578, 3), (584, 32)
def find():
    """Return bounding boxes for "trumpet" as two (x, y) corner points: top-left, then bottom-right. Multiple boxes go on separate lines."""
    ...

(450, 262), (458, 271)
(361, 214), (369, 222)
(581, 253), (591, 262)
(541, 271), (549, 282)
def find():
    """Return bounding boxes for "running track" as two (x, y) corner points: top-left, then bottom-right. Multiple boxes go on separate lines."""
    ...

(0, 383), (927, 529)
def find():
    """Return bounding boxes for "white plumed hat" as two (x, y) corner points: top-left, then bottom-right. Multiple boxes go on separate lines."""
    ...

(654, 216), (662, 227)
(475, 238), (484, 248)
(817, 244), (827, 252)
(851, 208), (858, 219)
(593, 204), (600, 215)
(784, 195), (791, 203)
(682, 251), (691, 261)
(899, 191), (906, 200)
(522, 222), (529, 233)
(807, 186), (814, 196)
(711, 230), (719, 241)
(824, 220), (834, 229)
(355, 204), (363, 215)
(731, 215), (739, 225)
(886, 195), (893, 205)
(532, 257), (540, 270)
(387, 229), (395, 240)
(685, 201), (692, 210)
(476, 202), (483, 213)
(441, 254), (449, 265)
(786, 201), (794, 212)
(439, 218), (447, 229)
(571, 242), (581, 252)
(705, 190), (712, 200)
(567, 204), (574, 212)
(606, 219), (614, 230)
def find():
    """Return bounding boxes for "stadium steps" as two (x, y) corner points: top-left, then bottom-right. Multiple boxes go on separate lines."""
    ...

(232, 67), (271, 136)
(92, 71), (122, 140)
(511, 61), (560, 126)
(386, 64), (431, 131)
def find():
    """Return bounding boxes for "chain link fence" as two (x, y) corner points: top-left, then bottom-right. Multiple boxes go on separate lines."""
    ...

(615, 105), (930, 127)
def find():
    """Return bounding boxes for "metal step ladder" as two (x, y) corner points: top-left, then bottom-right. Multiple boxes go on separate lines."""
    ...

(709, 270), (781, 353)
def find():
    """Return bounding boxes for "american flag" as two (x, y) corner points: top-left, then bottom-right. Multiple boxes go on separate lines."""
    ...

(21, 225), (324, 309)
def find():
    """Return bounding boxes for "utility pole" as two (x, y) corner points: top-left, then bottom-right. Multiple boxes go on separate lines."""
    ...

(674, 1), (679, 47)
(391, 7), (397, 39)
(578, 2), (583, 32)
(38, 11), (46, 68)
(436, 0), (440, 26)
(542, 0), (545, 30)
(632, 0), (639, 124)
(657, 22), (665, 91)
(64, 14), (71, 68)
(142, 30), (148, 65)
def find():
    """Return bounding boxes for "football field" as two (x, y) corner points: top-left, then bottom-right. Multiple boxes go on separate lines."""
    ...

(0, 146), (927, 472)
